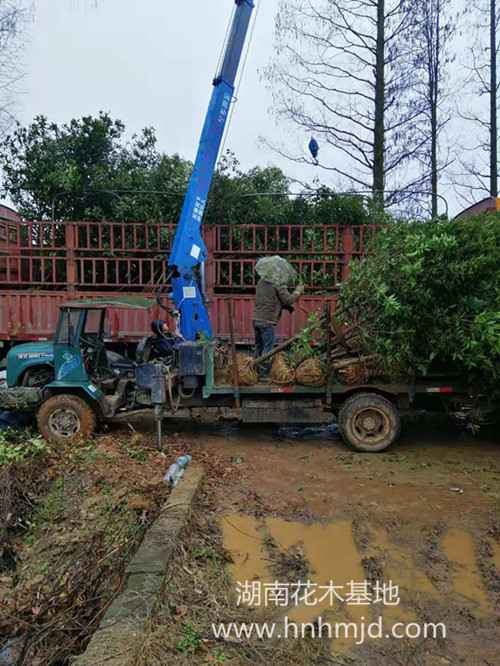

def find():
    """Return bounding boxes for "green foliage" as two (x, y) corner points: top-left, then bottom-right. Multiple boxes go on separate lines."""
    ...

(0, 112), (191, 221)
(122, 440), (147, 463)
(210, 648), (227, 663)
(207, 154), (374, 227)
(0, 114), (375, 226)
(176, 622), (202, 656)
(206, 151), (291, 226)
(290, 312), (323, 363)
(339, 214), (500, 386)
(0, 429), (48, 466)
(33, 477), (66, 524)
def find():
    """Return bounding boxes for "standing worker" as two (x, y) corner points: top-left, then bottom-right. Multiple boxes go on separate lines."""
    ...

(253, 256), (304, 381)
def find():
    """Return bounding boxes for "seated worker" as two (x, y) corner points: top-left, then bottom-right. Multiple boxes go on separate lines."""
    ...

(150, 317), (183, 362)
(253, 279), (304, 380)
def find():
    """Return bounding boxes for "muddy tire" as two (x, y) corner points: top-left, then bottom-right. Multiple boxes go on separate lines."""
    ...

(338, 392), (401, 452)
(37, 394), (96, 445)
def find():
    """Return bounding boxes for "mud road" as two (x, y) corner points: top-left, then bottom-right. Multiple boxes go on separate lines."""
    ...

(161, 419), (500, 665)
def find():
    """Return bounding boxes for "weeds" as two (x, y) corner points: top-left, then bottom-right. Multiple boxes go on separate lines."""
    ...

(33, 477), (66, 523)
(176, 622), (202, 656)
(119, 436), (148, 463)
(210, 648), (227, 663)
(0, 429), (48, 467)
(127, 446), (147, 463)
(1, 431), (168, 665)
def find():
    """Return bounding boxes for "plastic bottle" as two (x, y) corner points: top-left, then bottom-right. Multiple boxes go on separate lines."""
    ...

(164, 454), (193, 486)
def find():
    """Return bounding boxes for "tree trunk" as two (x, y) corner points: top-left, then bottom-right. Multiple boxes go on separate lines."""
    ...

(431, 2), (440, 218)
(490, 0), (498, 197)
(373, 0), (385, 208)
(431, 101), (438, 217)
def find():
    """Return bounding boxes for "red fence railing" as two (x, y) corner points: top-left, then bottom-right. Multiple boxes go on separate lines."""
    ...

(210, 223), (379, 291)
(0, 220), (381, 293)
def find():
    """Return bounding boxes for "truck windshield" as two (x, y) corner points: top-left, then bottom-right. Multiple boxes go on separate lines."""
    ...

(55, 309), (81, 346)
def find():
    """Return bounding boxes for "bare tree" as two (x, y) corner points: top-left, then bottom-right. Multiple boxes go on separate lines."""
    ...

(489, 0), (498, 196)
(454, 0), (499, 203)
(264, 0), (426, 209)
(413, 0), (456, 217)
(0, 1), (29, 138)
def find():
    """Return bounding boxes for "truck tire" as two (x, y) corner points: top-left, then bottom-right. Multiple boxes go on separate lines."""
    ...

(37, 394), (96, 445)
(338, 392), (401, 452)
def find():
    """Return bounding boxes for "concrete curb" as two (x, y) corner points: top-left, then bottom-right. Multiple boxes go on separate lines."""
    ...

(73, 464), (204, 666)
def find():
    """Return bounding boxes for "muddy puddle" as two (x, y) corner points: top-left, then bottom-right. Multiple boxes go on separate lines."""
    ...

(441, 528), (492, 616)
(221, 512), (500, 660)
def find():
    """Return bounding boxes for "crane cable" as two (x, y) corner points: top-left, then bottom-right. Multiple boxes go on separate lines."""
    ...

(215, 3), (236, 79)
(218, 0), (261, 164)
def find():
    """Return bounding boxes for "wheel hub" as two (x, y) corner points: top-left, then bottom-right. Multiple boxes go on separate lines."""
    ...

(48, 408), (81, 439)
(361, 415), (378, 431)
(353, 407), (388, 442)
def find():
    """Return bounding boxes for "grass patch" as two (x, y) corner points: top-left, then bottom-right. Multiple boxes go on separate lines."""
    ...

(1, 431), (170, 665)
(31, 476), (66, 524)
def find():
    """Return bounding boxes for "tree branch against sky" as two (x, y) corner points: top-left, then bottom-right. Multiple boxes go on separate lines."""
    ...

(453, 0), (499, 204)
(264, 0), (425, 209)
(0, 1), (29, 138)
(413, 0), (456, 218)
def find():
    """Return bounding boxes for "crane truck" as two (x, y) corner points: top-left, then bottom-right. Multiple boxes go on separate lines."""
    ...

(0, 0), (487, 452)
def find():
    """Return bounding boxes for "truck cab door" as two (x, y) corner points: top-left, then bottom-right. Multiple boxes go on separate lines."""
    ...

(53, 308), (89, 383)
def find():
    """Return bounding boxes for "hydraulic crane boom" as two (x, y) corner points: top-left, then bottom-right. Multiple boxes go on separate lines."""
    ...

(168, 0), (255, 340)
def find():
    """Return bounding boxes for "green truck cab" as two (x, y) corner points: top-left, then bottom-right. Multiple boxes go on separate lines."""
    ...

(6, 342), (54, 388)
(0, 300), (151, 444)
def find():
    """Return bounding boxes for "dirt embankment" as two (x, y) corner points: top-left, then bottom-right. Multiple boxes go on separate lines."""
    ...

(0, 430), (171, 665)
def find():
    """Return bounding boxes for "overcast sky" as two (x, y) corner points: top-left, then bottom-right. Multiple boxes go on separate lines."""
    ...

(14, 1), (488, 217)
(20, 0), (312, 184)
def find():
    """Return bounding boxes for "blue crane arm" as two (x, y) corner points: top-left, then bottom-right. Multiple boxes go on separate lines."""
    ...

(168, 0), (255, 341)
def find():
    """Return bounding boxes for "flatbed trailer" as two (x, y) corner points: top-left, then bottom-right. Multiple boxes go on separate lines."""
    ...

(165, 344), (476, 451)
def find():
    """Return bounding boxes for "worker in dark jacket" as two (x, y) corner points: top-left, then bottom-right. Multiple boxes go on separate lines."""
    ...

(253, 279), (304, 379)
(150, 319), (182, 362)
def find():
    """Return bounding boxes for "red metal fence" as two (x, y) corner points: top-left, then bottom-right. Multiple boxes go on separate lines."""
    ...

(0, 220), (379, 344)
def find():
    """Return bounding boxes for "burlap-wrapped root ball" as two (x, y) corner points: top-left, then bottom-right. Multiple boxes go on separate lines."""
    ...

(295, 357), (326, 387)
(234, 353), (258, 386)
(270, 353), (295, 385)
(214, 350), (257, 386)
(337, 356), (384, 385)
(337, 363), (367, 385)
(214, 344), (230, 385)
